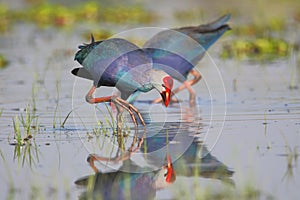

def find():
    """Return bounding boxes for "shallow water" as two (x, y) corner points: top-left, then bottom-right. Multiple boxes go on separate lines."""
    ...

(1, 4), (300, 200)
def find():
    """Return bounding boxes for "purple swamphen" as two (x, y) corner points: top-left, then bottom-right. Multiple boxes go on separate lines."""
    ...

(143, 14), (231, 105)
(72, 35), (173, 126)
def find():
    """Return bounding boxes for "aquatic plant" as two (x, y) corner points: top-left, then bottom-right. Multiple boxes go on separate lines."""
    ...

(101, 104), (116, 132)
(20, 104), (39, 136)
(234, 18), (286, 37)
(12, 115), (35, 167)
(0, 4), (9, 33)
(280, 131), (299, 182)
(60, 109), (73, 128)
(13, 116), (22, 146)
(24, 3), (76, 28)
(221, 38), (291, 61)
(99, 5), (154, 24)
(77, 1), (99, 22)
(0, 54), (8, 69)
(92, 120), (104, 137)
(53, 79), (60, 128)
(10, 103), (40, 167)
(95, 104), (131, 136)
(61, 103), (130, 138)
(1, 1), (155, 30)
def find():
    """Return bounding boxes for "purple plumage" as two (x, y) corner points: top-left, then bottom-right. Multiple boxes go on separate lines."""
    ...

(71, 36), (174, 125)
(144, 14), (231, 82)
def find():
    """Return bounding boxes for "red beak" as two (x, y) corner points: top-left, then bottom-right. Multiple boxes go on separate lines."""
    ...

(161, 76), (173, 107)
(160, 88), (171, 107)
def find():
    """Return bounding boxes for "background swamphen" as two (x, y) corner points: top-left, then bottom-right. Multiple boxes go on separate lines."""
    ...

(72, 36), (173, 126)
(143, 14), (231, 105)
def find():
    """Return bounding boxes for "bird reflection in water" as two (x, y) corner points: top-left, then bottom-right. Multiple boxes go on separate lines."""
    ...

(75, 131), (234, 199)
(75, 135), (176, 200)
(137, 125), (235, 186)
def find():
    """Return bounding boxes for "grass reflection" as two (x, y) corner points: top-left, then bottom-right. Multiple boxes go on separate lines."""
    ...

(279, 131), (299, 183)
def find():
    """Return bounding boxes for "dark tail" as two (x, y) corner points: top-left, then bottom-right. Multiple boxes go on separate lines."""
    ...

(199, 14), (231, 30)
(176, 14), (231, 33)
(182, 24), (230, 50)
(71, 67), (93, 80)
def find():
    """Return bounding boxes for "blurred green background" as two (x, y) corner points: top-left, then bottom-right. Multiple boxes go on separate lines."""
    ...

(0, 0), (300, 65)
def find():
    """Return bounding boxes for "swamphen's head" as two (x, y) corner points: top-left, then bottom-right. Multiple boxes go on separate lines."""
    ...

(74, 34), (103, 64)
(150, 69), (173, 107)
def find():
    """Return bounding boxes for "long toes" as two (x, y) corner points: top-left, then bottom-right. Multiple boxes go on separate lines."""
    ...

(132, 110), (145, 126)
(127, 105), (145, 126)
(114, 97), (145, 126)
(139, 118), (146, 126)
(131, 115), (138, 126)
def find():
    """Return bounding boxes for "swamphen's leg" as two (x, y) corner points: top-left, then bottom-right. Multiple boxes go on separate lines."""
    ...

(172, 69), (201, 106)
(86, 86), (146, 126)
(87, 155), (99, 173)
(87, 136), (144, 173)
